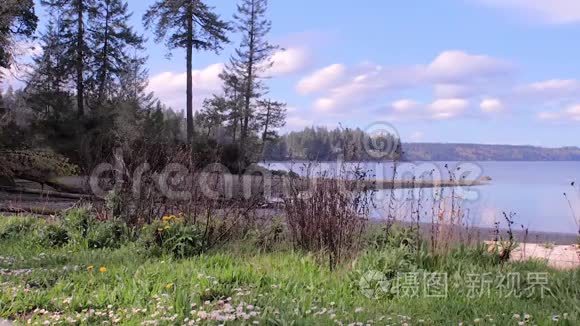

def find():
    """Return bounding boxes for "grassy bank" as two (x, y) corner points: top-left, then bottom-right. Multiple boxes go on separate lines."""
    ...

(0, 213), (578, 325)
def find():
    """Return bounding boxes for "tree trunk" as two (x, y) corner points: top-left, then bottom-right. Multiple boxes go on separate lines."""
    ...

(261, 100), (271, 142)
(76, 0), (85, 116)
(186, 1), (194, 144)
(239, 0), (256, 170)
(98, 1), (111, 103)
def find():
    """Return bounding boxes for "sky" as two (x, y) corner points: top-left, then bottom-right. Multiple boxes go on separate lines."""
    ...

(4, 0), (580, 147)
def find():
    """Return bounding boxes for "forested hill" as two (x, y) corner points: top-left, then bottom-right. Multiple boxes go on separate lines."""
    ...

(402, 143), (580, 161)
(262, 127), (580, 161)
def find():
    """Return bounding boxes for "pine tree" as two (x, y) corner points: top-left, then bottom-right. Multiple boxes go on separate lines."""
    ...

(219, 71), (243, 143)
(117, 51), (154, 109)
(143, 0), (230, 144)
(222, 0), (278, 157)
(28, 19), (68, 94)
(87, 0), (144, 105)
(41, 0), (93, 116)
(27, 18), (72, 120)
(0, 0), (38, 70)
(199, 95), (228, 137)
(256, 99), (286, 143)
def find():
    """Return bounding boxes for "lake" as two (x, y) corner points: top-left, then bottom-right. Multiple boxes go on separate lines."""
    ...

(262, 161), (580, 234)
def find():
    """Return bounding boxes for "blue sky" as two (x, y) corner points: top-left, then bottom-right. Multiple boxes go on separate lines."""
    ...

(7, 0), (580, 147)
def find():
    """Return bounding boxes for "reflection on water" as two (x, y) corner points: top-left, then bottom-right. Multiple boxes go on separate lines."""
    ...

(263, 161), (580, 234)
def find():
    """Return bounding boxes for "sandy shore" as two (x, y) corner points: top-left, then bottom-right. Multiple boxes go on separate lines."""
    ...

(510, 243), (580, 269)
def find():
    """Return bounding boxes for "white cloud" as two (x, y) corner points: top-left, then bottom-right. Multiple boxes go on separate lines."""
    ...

(296, 64), (346, 95)
(476, 0), (580, 24)
(428, 98), (469, 120)
(480, 98), (504, 113)
(147, 63), (224, 110)
(517, 79), (580, 96)
(0, 41), (41, 91)
(285, 115), (314, 130)
(391, 99), (420, 112)
(314, 97), (336, 112)
(308, 50), (510, 113)
(427, 50), (511, 83)
(538, 103), (580, 122)
(268, 47), (310, 76)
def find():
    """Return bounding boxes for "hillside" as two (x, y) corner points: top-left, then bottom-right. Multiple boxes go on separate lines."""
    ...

(403, 143), (580, 161)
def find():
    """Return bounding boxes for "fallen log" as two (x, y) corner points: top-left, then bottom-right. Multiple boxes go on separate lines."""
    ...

(0, 206), (62, 216)
(0, 186), (95, 200)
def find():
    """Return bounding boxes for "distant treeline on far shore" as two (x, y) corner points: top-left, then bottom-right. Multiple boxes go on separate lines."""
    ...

(263, 127), (580, 161)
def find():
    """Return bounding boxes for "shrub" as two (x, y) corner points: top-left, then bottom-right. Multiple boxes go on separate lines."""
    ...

(139, 216), (204, 259)
(367, 225), (420, 251)
(250, 217), (286, 252)
(37, 224), (70, 247)
(86, 219), (129, 249)
(283, 165), (375, 270)
(62, 207), (93, 242)
(0, 217), (38, 240)
(61, 206), (131, 249)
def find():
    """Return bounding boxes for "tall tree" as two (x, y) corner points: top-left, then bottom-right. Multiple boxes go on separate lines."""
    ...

(0, 0), (38, 70)
(222, 0), (278, 162)
(87, 0), (144, 105)
(256, 98), (286, 144)
(27, 18), (72, 120)
(198, 95), (227, 137)
(28, 19), (67, 94)
(42, 0), (92, 116)
(117, 50), (154, 109)
(143, 0), (230, 144)
(219, 71), (243, 142)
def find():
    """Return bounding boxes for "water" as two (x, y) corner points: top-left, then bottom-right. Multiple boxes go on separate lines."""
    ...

(262, 161), (580, 234)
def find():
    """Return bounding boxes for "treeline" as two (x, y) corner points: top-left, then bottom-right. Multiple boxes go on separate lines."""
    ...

(0, 0), (286, 173)
(264, 127), (580, 161)
(403, 143), (580, 161)
(263, 126), (402, 161)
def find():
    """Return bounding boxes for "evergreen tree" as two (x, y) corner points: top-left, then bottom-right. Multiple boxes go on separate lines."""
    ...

(256, 98), (286, 144)
(199, 95), (228, 138)
(219, 71), (243, 142)
(28, 19), (68, 94)
(0, 0), (38, 70)
(42, 0), (93, 116)
(222, 0), (278, 158)
(117, 50), (154, 109)
(143, 0), (230, 144)
(87, 0), (144, 105)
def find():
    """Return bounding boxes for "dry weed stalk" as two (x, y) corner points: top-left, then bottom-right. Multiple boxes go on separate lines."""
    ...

(283, 163), (375, 270)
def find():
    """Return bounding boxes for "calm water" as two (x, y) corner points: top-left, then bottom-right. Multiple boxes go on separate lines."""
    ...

(262, 161), (580, 234)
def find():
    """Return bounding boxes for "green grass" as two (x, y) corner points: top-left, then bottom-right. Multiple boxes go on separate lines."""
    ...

(0, 215), (578, 325)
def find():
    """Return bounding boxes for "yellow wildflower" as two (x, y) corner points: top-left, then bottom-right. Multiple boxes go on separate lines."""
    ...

(99, 266), (107, 273)
(87, 265), (94, 272)
(165, 283), (174, 289)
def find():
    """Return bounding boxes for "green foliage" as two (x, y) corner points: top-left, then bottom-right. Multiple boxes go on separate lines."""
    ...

(86, 219), (129, 249)
(62, 207), (93, 242)
(0, 212), (578, 325)
(139, 219), (204, 259)
(0, 0), (38, 69)
(36, 223), (70, 247)
(264, 126), (402, 161)
(249, 217), (286, 252)
(0, 149), (79, 187)
(0, 217), (37, 240)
